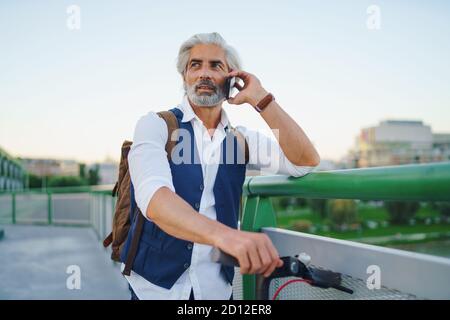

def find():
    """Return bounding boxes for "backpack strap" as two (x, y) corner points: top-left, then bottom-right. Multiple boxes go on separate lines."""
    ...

(157, 110), (179, 161)
(121, 110), (179, 276)
(122, 207), (145, 276)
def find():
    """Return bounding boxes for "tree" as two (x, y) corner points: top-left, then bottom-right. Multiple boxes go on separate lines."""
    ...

(28, 174), (43, 189)
(79, 163), (86, 179)
(384, 201), (420, 225)
(278, 197), (296, 209)
(308, 199), (328, 219)
(47, 175), (88, 187)
(328, 199), (358, 231)
(87, 164), (100, 185)
(430, 202), (450, 218)
(296, 198), (307, 207)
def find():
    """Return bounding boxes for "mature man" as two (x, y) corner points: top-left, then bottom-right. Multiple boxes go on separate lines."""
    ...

(123, 32), (320, 300)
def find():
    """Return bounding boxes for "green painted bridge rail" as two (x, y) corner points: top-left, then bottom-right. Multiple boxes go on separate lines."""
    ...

(243, 161), (450, 201)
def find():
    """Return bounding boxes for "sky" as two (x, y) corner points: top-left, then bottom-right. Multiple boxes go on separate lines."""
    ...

(1, 0), (450, 164)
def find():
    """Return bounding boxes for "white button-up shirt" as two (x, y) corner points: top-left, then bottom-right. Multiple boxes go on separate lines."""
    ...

(123, 95), (316, 300)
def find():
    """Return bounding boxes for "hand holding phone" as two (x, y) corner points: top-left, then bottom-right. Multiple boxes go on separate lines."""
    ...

(226, 70), (268, 107)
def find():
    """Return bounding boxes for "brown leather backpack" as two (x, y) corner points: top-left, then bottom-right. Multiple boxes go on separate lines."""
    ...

(103, 110), (249, 276)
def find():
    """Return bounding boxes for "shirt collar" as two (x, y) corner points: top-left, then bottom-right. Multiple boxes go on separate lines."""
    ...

(179, 95), (230, 130)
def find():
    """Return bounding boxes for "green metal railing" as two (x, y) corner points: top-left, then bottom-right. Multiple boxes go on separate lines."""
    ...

(0, 185), (114, 226)
(240, 161), (450, 299)
(243, 161), (450, 200)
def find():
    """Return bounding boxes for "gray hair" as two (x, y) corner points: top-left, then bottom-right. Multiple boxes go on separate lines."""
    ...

(176, 32), (242, 76)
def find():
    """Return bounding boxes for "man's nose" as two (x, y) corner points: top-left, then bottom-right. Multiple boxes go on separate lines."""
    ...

(198, 66), (213, 80)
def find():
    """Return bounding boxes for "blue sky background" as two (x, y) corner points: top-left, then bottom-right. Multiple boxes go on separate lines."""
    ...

(1, 0), (449, 164)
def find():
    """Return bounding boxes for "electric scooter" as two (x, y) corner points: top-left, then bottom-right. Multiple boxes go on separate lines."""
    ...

(211, 248), (353, 300)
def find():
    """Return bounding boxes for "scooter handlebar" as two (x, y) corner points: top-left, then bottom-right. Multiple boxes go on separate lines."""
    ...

(211, 247), (353, 295)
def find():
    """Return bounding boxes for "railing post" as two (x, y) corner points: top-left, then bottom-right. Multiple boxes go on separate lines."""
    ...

(12, 192), (16, 224)
(89, 192), (93, 228)
(102, 194), (107, 240)
(240, 195), (277, 300)
(111, 195), (115, 234)
(47, 191), (52, 225)
(91, 194), (100, 239)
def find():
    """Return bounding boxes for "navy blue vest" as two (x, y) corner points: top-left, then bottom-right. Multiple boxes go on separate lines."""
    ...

(121, 107), (246, 289)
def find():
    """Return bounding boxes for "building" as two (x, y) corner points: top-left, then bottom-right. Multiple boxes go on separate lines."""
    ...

(88, 161), (119, 185)
(19, 158), (80, 177)
(18, 154), (119, 186)
(349, 120), (450, 167)
(0, 146), (27, 191)
(432, 133), (450, 162)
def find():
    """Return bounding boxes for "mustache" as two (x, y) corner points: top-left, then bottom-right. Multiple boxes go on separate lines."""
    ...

(195, 80), (217, 91)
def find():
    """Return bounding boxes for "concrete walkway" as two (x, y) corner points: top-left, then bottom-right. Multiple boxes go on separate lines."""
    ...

(0, 225), (130, 300)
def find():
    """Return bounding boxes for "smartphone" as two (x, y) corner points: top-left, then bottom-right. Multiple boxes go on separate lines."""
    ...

(224, 76), (236, 100)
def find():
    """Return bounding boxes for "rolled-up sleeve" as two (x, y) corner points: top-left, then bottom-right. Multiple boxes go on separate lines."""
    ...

(128, 112), (175, 221)
(235, 125), (317, 177)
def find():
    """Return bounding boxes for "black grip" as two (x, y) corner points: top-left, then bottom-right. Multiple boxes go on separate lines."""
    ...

(210, 248), (239, 266)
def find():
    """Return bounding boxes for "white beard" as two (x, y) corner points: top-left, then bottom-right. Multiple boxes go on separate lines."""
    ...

(184, 82), (226, 107)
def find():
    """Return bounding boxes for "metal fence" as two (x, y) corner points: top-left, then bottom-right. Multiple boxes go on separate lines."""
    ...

(0, 186), (114, 238)
(90, 190), (116, 241)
